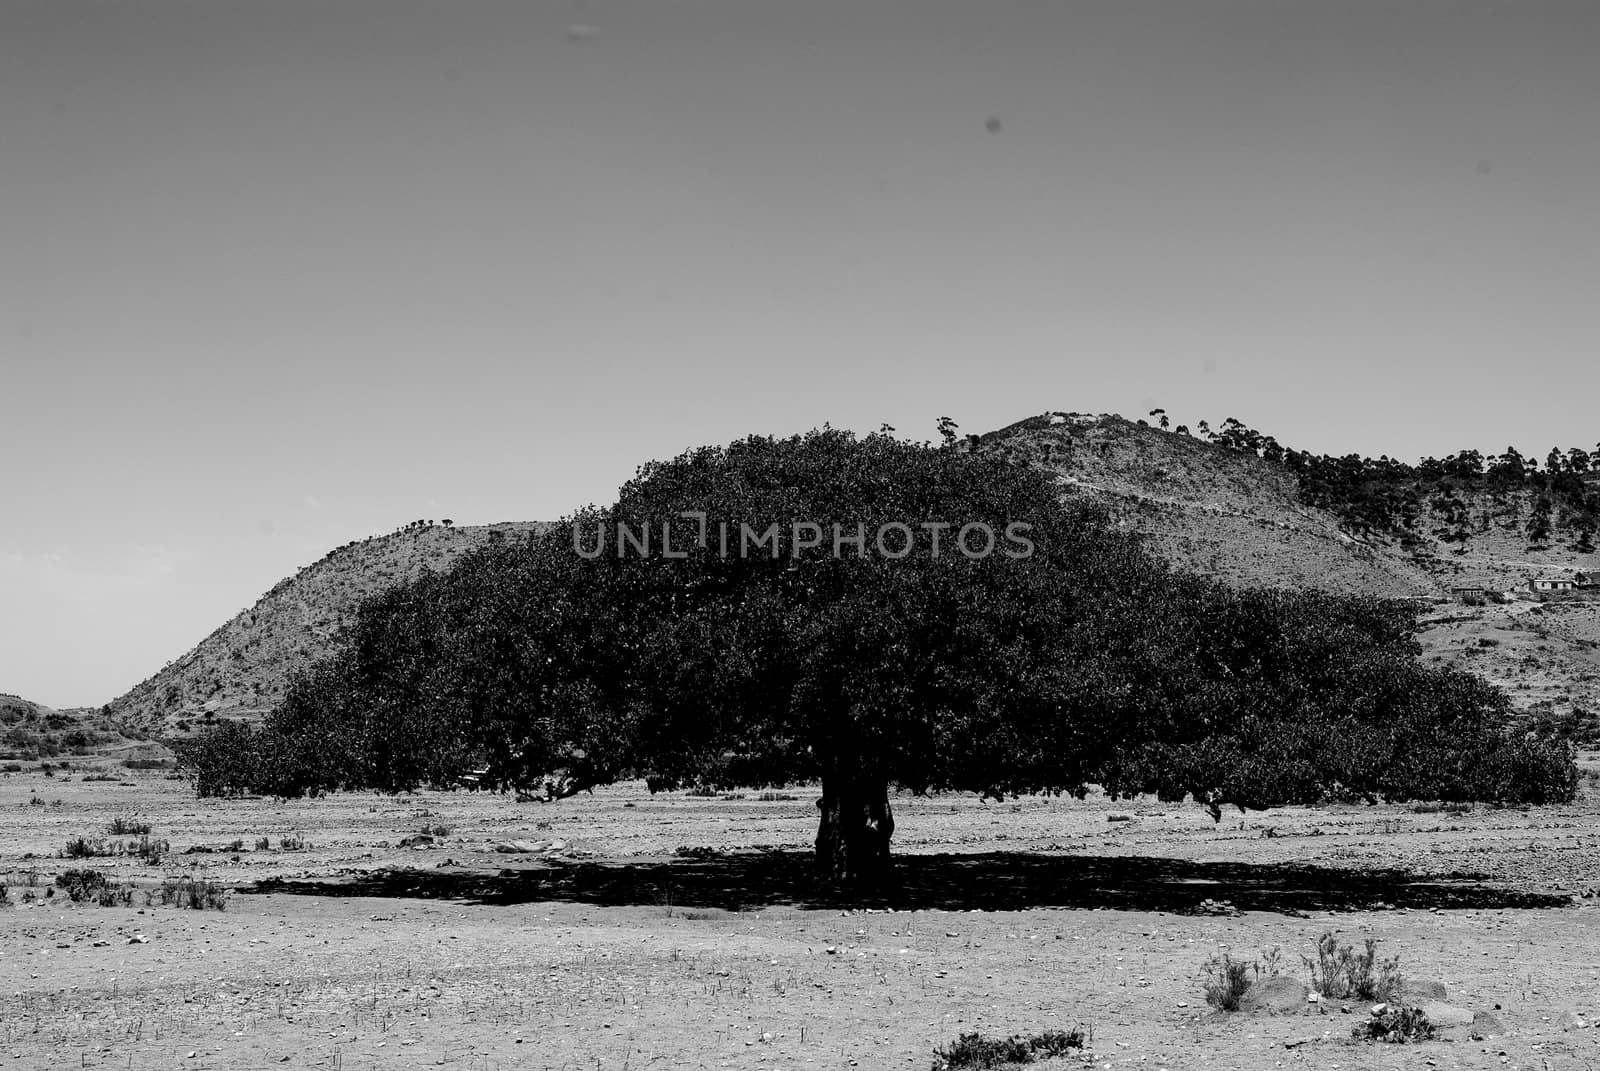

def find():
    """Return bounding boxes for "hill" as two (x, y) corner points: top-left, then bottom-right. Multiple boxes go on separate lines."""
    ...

(106, 522), (545, 735)
(0, 692), (163, 765)
(107, 414), (1599, 745)
(981, 413), (1438, 596)
(981, 413), (1600, 731)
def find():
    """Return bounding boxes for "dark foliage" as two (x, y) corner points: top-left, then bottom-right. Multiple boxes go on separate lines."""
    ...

(1171, 415), (1600, 544)
(180, 427), (1577, 883)
(1352, 1005), (1438, 1044)
(931, 1029), (1085, 1070)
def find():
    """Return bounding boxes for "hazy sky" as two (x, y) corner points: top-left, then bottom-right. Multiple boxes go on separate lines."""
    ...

(3, 1), (1598, 708)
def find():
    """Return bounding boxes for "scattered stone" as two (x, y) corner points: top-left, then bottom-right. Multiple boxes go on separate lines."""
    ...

(1195, 899), (1240, 917)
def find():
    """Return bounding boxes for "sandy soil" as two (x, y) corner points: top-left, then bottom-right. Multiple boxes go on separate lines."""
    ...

(4, 762), (1600, 1071)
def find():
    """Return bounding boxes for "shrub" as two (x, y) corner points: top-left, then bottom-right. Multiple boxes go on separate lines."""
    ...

(107, 817), (152, 836)
(154, 875), (228, 910)
(132, 835), (170, 864)
(1201, 948), (1280, 1011)
(55, 868), (111, 901)
(254, 837), (271, 851)
(63, 837), (111, 859)
(1305, 933), (1404, 1002)
(279, 834), (306, 851)
(1202, 954), (1254, 1011)
(931, 1029), (1085, 1071)
(1352, 1005), (1438, 1043)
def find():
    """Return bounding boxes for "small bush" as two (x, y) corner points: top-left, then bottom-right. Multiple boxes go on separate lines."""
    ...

(419, 823), (451, 838)
(63, 836), (111, 859)
(1305, 933), (1404, 1002)
(55, 868), (111, 900)
(279, 834), (306, 851)
(1202, 954), (1255, 1011)
(1352, 1005), (1438, 1043)
(132, 835), (171, 864)
(757, 791), (797, 801)
(121, 758), (173, 770)
(54, 869), (136, 906)
(254, 836), (271, 851)
(932, 1029), (1085, 1071)
(107, 816), (152, 836)
(154, 875), (228, 910)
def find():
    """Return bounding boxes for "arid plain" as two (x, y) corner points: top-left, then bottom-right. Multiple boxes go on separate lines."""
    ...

(4, 757), (1599, 1071)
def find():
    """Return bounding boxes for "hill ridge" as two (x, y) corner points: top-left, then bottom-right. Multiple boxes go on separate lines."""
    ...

(100, 413), (1600, 741)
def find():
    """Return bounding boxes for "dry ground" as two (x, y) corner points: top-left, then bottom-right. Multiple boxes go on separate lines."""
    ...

(4, 762), (1600, 1071)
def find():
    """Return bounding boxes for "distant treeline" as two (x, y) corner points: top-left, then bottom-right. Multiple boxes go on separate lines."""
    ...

(1148, 411), (1600, 549)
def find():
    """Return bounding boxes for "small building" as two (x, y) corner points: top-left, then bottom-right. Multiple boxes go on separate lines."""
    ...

(1575, 571), (1597, 588)
(1530, 577), (1575, 592)
(1451, 586), (1487, 601)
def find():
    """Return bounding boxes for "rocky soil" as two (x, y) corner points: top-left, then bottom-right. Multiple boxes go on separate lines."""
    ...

(5, 762), (1600, 1070)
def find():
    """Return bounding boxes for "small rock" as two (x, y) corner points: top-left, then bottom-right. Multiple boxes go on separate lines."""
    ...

(1416, 1000), (1475, 1028)
(1471, 1010), (1506, 1036)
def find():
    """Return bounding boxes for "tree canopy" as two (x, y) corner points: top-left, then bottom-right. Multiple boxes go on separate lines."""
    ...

(178, 428), (1577, 885)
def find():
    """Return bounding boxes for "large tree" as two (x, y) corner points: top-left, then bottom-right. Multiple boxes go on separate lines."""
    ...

(211, 428), (1576, 886)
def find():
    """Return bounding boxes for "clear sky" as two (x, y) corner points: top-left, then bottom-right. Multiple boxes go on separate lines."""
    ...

(2, 1), (1597, 708)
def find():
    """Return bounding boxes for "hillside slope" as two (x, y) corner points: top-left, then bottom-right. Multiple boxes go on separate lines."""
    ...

(107, 413), (1598, 744)
(983, 413), (1600, 726)
(1, 692), (160, 763)
(982, 413), (1438, 596)
(107, 522), (545, 734)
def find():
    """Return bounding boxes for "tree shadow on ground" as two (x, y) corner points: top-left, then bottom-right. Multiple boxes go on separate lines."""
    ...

(244, 851), (1568, 914)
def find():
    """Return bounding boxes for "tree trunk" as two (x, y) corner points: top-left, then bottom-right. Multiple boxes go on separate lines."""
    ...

(815, 769), (895, 887)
